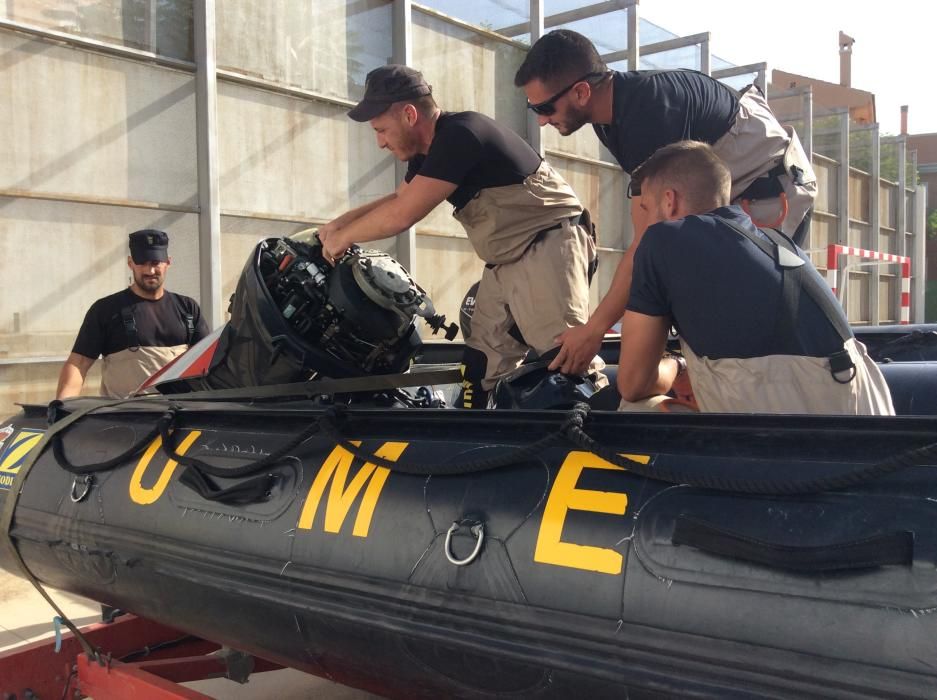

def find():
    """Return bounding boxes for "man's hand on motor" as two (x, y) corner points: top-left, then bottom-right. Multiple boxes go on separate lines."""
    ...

(548, 323), (604, 374)
(320, 227), (350, 266)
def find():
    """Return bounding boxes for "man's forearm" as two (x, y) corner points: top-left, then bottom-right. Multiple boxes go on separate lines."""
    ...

(588, 247), (636, 332)
(332, 193), (398, 229)
(56, 354), (94, 400)
(56, 363), (86, 400)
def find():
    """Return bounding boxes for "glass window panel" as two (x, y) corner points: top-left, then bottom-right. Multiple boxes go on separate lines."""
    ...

(417, 0), (528, 32)
(217, 82), (395, 222)
(412, 8), (529, 139)
(1, 32), (198, 206)
(1, 0), (193, 61)
(216, 0), (391, 100)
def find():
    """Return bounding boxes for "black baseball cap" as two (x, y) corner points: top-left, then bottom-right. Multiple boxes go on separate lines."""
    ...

(129, 229), (169, 264)
(347, 65), (432, 122)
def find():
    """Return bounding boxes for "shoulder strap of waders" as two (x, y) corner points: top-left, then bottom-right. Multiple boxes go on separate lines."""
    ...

(170, 293), (196, 346)
(119, 306), (140, 351)
(721, 218), (856, 382)
(0, 398), (138, 661)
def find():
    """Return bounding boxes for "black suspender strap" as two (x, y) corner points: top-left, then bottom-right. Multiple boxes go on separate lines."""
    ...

(721, 219), (857, 383)
(119, 306), (140, 351)
(170, 293), (197, 346)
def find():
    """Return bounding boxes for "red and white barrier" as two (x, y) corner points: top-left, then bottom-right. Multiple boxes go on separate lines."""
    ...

(825, 244), (911, 324)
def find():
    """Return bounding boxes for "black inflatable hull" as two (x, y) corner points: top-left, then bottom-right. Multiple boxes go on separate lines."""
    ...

(3, 398), (937, 698)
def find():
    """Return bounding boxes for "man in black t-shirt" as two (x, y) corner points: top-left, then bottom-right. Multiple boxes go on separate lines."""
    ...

(318, 65), (599, 408)
(514, 30), (816, 376)
(56, 230), (210, 399)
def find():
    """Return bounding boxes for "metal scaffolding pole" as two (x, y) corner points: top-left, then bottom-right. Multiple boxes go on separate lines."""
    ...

(527, 0), (544, 155)
(393, 0), (416, 274)
(870, 124), (881, 324)
(801, 87), (813, 160)
(627, 2), (639, 70)
(913, 181), (927, 323)
(194, 0), (222, 329)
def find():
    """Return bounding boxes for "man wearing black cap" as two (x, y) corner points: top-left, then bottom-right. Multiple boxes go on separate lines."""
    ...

(56, 229), (210, 399)
(318, 64), (600, 409)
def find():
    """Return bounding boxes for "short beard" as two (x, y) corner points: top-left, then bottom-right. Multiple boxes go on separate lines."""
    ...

(557, 103), (591, 135)
(133, 270), (164, 292)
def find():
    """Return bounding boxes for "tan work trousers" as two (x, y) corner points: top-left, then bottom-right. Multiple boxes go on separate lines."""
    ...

(467, 221), (596, 390)
(713, 87), (817, 237)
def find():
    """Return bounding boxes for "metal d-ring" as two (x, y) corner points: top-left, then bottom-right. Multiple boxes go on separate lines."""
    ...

(70, 474), (94, 503)
(444, 518), (485, 566)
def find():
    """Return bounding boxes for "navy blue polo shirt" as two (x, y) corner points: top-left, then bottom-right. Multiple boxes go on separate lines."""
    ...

(594, 70), (738, 174)
(627, 206), (848, 359)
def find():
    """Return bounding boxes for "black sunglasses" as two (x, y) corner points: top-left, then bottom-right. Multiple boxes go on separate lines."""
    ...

(526, 72), (606, 116)
(626, 179), (641, 199)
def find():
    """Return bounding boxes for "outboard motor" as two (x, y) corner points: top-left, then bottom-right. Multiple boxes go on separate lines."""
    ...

(148, 231), (457, 393)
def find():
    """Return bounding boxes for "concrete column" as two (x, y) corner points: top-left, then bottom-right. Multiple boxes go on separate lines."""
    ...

(392, 0), (416, 274)
(194, 0), (222, 328)
(700, 37), (711, 75)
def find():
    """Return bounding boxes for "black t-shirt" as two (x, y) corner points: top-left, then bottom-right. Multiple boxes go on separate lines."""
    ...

(72, 288), (210, 359)
(627, 205), (847, 360)
(594, 70), (739, 174)
(405, 111), (542, 210)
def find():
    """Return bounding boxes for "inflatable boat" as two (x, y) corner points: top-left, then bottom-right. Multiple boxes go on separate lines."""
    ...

(3, 234), (937, 698)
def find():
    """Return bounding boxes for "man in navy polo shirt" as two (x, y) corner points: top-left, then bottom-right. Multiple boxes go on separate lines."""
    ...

(615, 141), (892, 415)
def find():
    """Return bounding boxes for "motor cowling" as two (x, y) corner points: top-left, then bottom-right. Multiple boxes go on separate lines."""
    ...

(150, 232), (457, 393)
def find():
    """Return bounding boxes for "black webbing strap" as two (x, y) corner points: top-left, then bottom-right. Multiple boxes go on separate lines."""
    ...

(119, 306), (140, 351)
(722, 219), (856, 381)
(170, 293), (197, 346)
(672, 515), (914, 573)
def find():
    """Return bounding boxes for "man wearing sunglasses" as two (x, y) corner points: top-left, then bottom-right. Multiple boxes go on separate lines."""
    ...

(515, 29), (816, 377)
(318, 65), (600, 409)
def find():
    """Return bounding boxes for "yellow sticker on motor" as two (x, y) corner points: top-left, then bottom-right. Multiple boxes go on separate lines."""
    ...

(0, 429), (45, 489)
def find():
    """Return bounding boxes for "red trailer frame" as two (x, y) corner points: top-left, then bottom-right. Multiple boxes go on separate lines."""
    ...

(0, 614), (282, 699)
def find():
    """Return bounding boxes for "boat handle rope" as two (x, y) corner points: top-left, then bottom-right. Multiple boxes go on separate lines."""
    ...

(319, 404), (937, 496)
(445, 518), (485, 566)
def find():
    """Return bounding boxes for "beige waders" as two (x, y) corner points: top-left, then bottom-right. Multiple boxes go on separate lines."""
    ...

(453, 161), (597, 405)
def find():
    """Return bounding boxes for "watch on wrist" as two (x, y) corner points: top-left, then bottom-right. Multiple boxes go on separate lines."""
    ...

(672, 355), (687, 376)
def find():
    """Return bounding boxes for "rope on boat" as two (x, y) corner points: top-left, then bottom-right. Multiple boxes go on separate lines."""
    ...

(46, 400), (937, 498)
